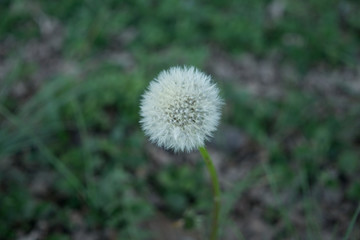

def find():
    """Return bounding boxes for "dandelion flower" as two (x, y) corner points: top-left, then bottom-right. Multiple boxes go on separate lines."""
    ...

(140, 66), (223, 152)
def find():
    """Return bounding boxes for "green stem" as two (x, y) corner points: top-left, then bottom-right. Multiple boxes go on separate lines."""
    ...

(198, 146), (221, 240)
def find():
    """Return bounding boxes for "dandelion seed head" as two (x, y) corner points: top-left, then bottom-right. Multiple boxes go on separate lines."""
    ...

(140, 66), (223, 152)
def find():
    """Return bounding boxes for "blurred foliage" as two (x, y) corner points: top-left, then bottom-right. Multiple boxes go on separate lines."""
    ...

(1, 0), (360, 239)
(153, 164), (211, 216)
(1, 0), (359, 67)
(226, 87), (360, 190)
(0, 69), (154, 239)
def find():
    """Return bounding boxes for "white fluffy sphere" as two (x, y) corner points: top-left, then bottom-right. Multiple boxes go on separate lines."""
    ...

(140, 66), (223, 152)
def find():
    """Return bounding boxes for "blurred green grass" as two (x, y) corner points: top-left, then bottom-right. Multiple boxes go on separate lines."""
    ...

(2, 0), (360, 67)
(1, 0), (360, 239)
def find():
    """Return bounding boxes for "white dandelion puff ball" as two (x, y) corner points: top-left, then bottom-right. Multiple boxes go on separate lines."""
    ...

(140, 66), (223, 152)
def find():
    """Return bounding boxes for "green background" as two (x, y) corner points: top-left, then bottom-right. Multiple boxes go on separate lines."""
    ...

(1, 0), (360, 239)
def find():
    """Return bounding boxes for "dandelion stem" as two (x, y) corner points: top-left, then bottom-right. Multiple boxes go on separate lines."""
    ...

(198, 146), (221, 240)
